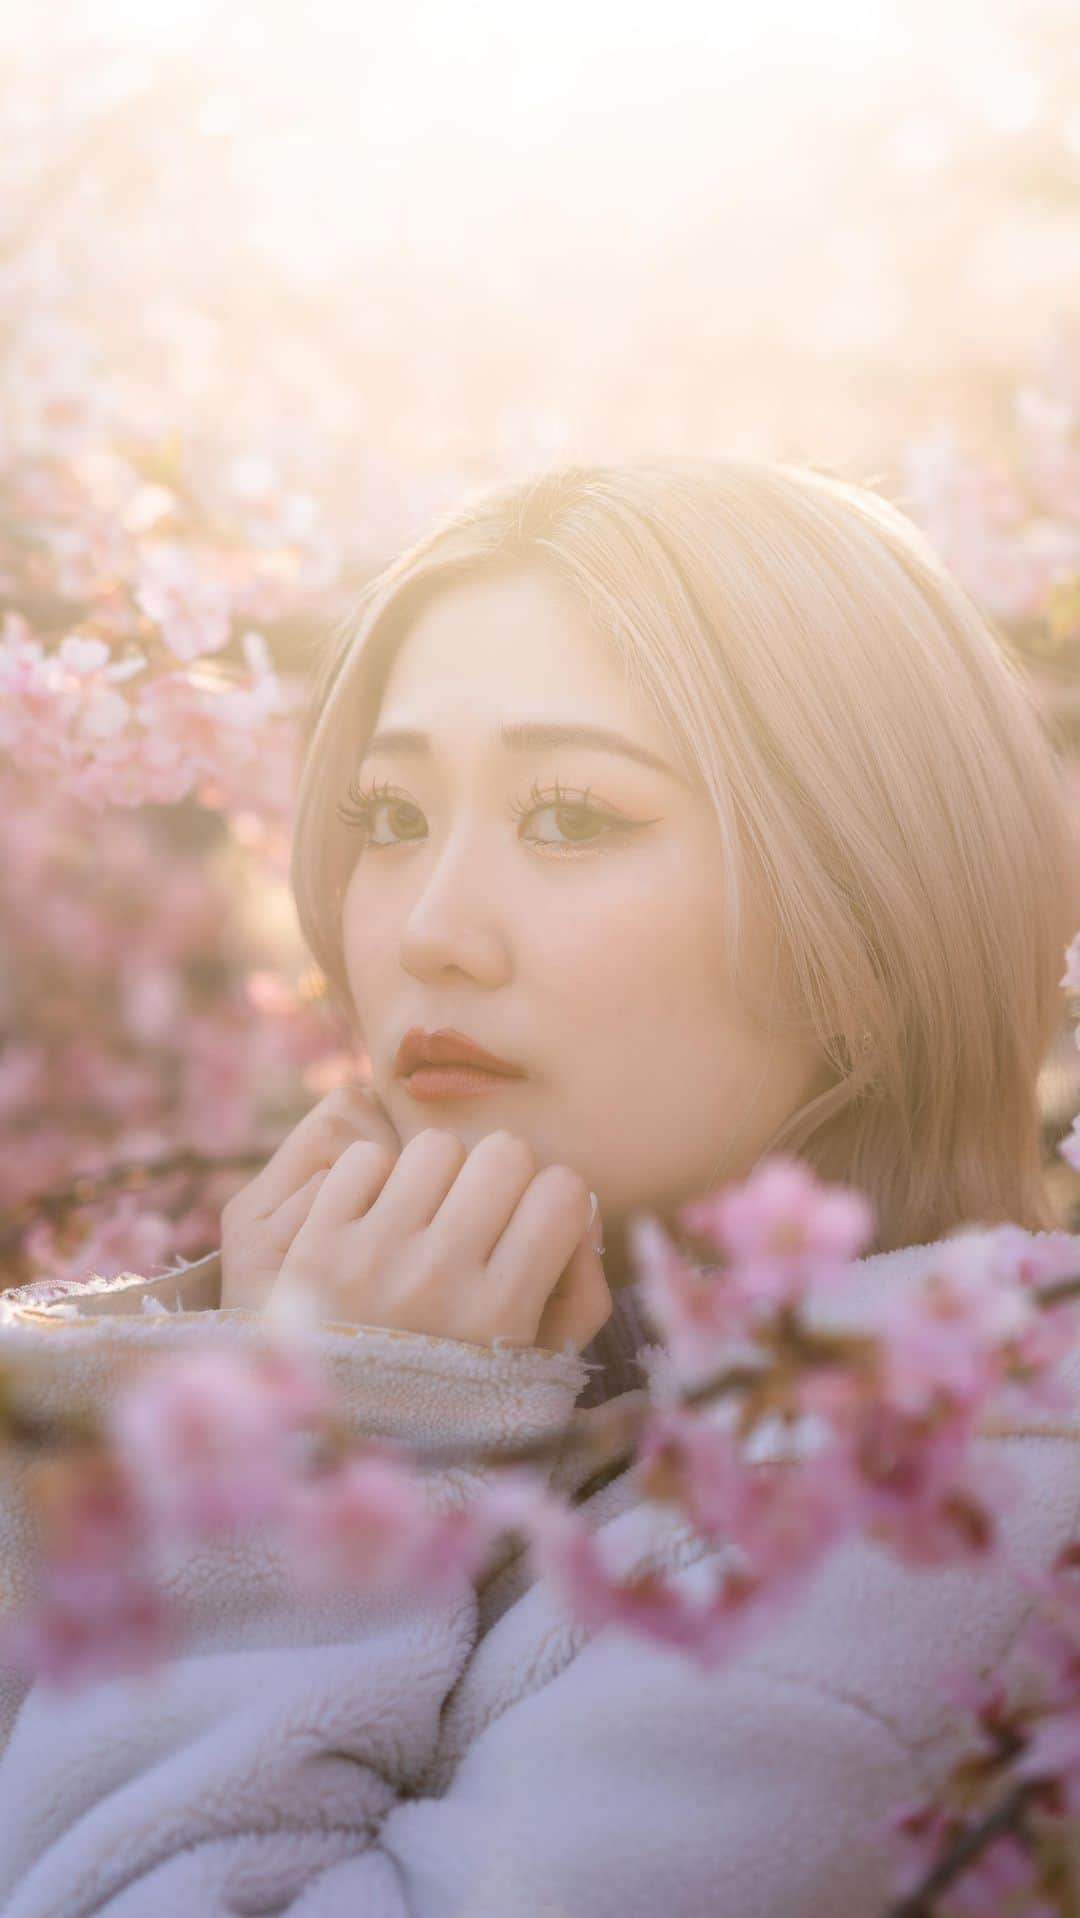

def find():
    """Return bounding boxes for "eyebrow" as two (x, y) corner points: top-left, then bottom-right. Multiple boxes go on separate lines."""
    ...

(359, 722), (689, 784)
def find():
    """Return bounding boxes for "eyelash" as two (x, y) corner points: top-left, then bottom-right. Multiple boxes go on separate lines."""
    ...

(335, 774), (654, 857)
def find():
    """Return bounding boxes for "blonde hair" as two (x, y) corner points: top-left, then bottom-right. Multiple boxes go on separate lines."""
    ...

(291, 457), (1080, 1256)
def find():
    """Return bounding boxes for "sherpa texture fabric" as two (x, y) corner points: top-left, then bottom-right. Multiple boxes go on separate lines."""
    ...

(2, 1231), (1080, 1916)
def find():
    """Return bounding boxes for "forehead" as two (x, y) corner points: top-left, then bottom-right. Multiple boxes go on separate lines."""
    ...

(379, 569), (633, 722)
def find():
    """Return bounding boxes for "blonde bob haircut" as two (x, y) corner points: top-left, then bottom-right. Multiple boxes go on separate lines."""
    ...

(291, 456), (1080, 1257)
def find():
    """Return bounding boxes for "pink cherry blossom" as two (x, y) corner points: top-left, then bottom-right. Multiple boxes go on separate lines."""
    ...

(630, 1161), (877, 1384)
(628, 1214), (747, 1381)
(680, 1154), (876, 1308)
(882, 1798), (958, 1903)
(633, 1402), (856, 1566)
(1015, 1709), (1080, 1817)
(284, 1448), (436, 1595)
(901, 427), (1068, 625)
(57, 635), (111, 675)
(285, 1448), (496, 1601)
(2, 42), (1080, 1908)
(0, 1452), (177, 1689)
(932, 1834), (1052, 1918)
(855, 1414), (1015, 1566)
(879, 1259), (1032, 1416)
(520, 1490), (812, 1671)
(135, 542), (232, 662)
(106, 1344), (333, 1541)
(879, 1230), (1080, 1423)
(24, 1195), (176, 1288)
(0, 1555), (176, 1692)
(883, 1792), (1056, 1917)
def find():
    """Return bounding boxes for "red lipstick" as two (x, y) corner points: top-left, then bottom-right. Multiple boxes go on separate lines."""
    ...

(394, 1027), (527, 1101)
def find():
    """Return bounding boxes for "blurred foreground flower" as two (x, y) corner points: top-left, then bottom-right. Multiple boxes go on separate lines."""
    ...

(5, 1150), (1080, 1913)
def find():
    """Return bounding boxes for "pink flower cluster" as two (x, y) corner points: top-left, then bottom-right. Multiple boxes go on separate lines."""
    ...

(0, 43), (450, 1293)
(7, 1154), (1080, 1914)
(0, 1340), (505, 1688)
(3, 35), (1080, 1908)
(0, 612), (299, 817)
(0, 773), (356, 1289)
(903, 326), (1080, 636)
(527, 1163), (1080, 1673)
(884, 1552), (1080, 1916)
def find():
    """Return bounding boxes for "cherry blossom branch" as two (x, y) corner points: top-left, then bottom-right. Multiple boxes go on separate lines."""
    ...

(884, 1782), (1038, 1918)
(5, 1236), (1080, 1487)
(8, 1152), (1080, 1916)
(0, 1149), (271, 1261)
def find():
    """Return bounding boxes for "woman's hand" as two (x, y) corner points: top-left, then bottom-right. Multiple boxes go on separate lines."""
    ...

(269, 1127), (612, 1355)
(220, 1085), (403, 1311)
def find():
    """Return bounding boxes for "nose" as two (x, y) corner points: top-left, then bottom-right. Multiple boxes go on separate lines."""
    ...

(399, 825), (510, 986)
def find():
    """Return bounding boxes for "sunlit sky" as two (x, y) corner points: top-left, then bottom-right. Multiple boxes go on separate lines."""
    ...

(3, 0), (1077, 471)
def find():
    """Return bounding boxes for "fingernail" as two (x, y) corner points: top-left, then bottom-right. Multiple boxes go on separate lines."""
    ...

(587, 1190), (604, 1253)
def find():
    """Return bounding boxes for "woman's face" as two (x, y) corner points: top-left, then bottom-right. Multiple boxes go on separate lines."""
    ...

(341, 567), (825, 1269)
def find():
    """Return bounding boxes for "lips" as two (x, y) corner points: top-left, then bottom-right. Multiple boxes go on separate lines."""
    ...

(394, 1027), (526, 1079)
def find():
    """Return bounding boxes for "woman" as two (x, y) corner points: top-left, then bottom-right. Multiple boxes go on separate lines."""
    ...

(2, 456), (1080, 1917)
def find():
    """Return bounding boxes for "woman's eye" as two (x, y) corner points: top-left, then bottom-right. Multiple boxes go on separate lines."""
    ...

(513, 780), (648, 851)
(365, 796), (425, 846)
(524, 800), (609, 845)
(336, 780), (425, 844)
(335, 776), (656, 854)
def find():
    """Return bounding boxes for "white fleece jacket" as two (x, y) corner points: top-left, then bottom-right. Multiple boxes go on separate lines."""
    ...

(2, 1229), (1080, 1918)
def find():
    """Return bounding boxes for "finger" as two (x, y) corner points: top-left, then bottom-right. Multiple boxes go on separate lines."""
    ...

(347, 1128), (469, 1244)
(534, 1233), (614, 1354)
(264, 1167), (330, 1252)
(425, 1131), (537, 1265)
(343, 1081), (403, 1148)
(482, 1164), (593, 1345)
(298, 1138), (398, 1236)
(243, 1104), (370, 1220)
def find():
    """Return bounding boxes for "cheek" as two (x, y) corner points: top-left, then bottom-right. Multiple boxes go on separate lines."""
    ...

(339, 895), (394, 1043)
(536, 904), (745, 1224)
(547, 854), (726, 1010)
(535, 857), (732, 1079)
(341, 873), (390, 984)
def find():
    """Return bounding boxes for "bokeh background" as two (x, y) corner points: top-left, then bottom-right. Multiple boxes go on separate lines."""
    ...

(3, 0), (1080, 1290)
